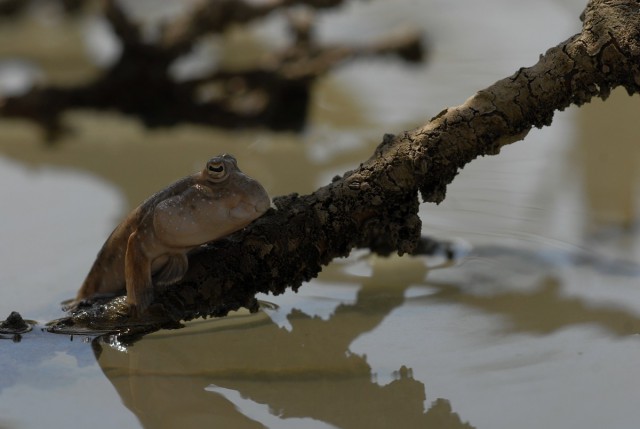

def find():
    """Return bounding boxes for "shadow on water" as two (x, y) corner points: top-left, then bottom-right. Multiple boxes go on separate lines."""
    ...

(93, 257), (473, 429)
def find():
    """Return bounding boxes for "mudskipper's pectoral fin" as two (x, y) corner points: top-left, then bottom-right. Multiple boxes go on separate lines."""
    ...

(125, 231), (153, 314)
(153, 253), (189, 286)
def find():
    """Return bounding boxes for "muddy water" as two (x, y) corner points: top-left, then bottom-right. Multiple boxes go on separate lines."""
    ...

(2, 1), (640, 428)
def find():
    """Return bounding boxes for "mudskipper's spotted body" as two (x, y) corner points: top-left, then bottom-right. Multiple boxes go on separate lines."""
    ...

(75, 154), (270, 314)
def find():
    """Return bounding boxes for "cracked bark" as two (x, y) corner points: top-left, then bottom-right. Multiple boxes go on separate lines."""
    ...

(49, 0), (640, 338)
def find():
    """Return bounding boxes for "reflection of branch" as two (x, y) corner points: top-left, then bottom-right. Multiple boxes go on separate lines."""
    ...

(94, 260), (473, 428)
(0, 0), (424, 140)
(48, 0), (640, 337)
(432, 274), (640, 336)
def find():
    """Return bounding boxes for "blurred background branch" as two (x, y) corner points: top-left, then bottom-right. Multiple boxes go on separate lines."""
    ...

(0, 0), (425, 141)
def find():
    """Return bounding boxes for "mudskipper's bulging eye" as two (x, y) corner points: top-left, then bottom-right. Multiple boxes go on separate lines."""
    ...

(206, 161), (227, 182)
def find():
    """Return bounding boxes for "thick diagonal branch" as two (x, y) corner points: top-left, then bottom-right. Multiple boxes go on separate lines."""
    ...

(51, 0), (640, 337)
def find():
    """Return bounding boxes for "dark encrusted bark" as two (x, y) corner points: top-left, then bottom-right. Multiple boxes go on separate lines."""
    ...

(48, 0), (640, 338)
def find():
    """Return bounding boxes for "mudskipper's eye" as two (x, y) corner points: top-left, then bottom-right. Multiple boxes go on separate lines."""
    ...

(206, 161), (227, 181)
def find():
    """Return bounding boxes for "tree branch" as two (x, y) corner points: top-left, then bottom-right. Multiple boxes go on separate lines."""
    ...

(49, 0), (640, 339)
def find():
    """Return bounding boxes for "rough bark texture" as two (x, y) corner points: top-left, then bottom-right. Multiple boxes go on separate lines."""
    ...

(50, 0), (640, 338)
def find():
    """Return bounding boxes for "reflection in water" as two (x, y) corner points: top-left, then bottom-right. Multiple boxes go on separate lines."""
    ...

(92, 240), (640, 428)
(0, 329), (94, 394)
(94, 257), (473, 429)
(426, 245), (640, 336)
(575, 88), (640, 229)
(431, 277), (640, 336)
